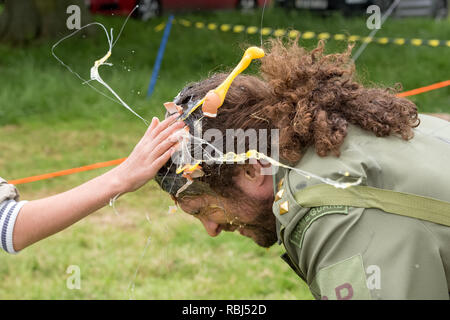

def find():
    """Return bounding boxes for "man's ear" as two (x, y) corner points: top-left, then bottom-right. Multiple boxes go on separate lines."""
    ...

(242, 163), (264, 184)
(233, 162), (274, 200)
(243, 160), (272, 180)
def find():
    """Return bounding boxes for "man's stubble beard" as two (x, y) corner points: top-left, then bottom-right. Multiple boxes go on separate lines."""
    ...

(231, 190), (278, 248)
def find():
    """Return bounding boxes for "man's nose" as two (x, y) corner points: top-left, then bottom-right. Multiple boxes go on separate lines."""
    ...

(199, 218), (221, 237)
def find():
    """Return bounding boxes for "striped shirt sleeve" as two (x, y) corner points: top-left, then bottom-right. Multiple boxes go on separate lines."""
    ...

(0, 200), (27, 254)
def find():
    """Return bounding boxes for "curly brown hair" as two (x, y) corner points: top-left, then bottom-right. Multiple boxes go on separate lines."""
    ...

(259, 38), (419, 161)
(156, 38), (420, 198)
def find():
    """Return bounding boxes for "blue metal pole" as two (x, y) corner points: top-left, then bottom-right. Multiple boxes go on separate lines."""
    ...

(147, 14), (174, 98)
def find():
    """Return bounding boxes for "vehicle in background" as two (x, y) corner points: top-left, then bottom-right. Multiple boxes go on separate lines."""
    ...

(276, 0), (448, 18)
(88, 0), (271, 21)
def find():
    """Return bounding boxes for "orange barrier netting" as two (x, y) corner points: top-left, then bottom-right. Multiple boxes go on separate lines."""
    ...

(8, 158), (126, 185)
(7, 80), (449, 186)
(396, 80), (450, 97)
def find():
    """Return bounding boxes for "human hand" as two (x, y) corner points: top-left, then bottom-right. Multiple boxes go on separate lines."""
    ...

(113, 114), (185, 193)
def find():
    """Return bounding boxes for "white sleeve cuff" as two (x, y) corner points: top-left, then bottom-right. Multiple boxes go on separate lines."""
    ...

(0, 200), (27, 254)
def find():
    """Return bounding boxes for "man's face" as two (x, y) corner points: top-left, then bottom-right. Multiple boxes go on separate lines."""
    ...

(177, 191), (277, 248)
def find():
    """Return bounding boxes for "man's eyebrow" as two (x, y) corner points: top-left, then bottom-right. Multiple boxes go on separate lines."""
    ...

(189, 205), (217, 216)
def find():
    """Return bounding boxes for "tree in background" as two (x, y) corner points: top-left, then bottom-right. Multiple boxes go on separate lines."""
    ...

(0, 0), (92, 44)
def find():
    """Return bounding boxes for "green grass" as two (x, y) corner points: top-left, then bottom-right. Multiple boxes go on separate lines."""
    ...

(0, 7), (449, 299)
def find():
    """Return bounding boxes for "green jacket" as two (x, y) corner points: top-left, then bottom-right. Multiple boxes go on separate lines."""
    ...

(272, 114), (450, 300)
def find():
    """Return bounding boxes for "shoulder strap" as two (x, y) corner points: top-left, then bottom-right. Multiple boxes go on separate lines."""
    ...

(294, 184), (450, 227)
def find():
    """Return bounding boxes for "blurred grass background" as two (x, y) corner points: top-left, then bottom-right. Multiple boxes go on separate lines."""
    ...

(0, 6), (448, 299)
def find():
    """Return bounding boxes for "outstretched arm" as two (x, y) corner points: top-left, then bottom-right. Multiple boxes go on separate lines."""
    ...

(9, 114), (184, 252)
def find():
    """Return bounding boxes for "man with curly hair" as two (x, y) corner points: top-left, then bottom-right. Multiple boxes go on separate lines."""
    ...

(155, 39), (450, 300)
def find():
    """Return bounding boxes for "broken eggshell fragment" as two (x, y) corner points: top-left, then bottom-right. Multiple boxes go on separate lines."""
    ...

(164, 101), (182, 115)
(201, 90), (221, 118)
(179, 162), (204, 181)
(189, 168), (205, 178)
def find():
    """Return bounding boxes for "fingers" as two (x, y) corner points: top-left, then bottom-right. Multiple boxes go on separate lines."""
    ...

(148, 113), (180, 139)
(142, 117), (159, 139)
(150, 134), (182, 160)
(151, 121), (185, 150)
(140, 115), (184, 163)
(152, 147), (176, 171)
(148, 117), (160, 133)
